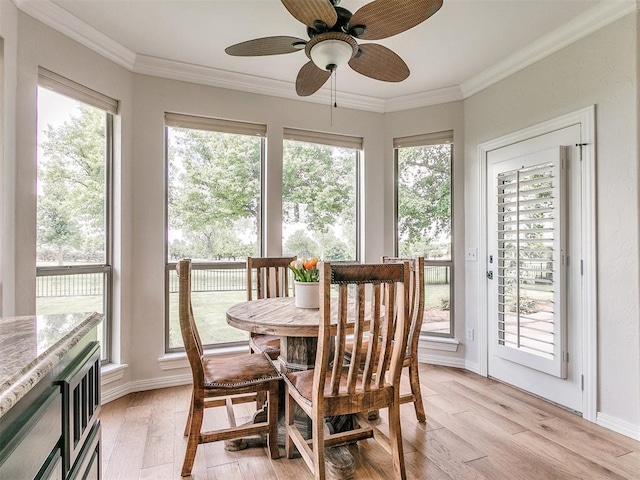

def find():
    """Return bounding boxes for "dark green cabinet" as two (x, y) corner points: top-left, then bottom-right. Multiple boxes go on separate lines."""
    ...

(57, 342), (101, 476)
(0, 387), (62, 480)
(0, 341), (101, 480)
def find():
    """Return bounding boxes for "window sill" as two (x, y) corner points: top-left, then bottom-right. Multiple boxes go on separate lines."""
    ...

(158, 345), (248, 371)
(419, 336), (460, 352)
(101, 363), (128, 385)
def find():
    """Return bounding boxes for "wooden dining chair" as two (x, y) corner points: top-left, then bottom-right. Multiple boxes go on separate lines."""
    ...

(345, 257), (427, 423)
(283, 262), (411, 480)
(177, 259), (281, 477)
(247, 256), (295, 360)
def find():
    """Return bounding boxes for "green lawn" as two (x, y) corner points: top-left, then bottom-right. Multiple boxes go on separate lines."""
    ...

(168, 290), (249, 348)
(424, 284), (450, 309)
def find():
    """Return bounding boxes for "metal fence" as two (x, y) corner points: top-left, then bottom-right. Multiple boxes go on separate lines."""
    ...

(35, 262), (451, 299)
(36, 267), (107, 298)
(168, 262), (248, 293)
(37, 273), (103, 297)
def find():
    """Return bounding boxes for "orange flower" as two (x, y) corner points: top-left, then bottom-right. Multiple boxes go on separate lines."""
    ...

(303, 257), (318, 270)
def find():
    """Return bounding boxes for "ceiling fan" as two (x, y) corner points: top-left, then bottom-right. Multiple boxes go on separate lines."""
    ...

(225, 0), (443, 97)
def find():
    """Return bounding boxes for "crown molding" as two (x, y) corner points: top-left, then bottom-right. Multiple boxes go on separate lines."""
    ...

(460, 0), (638, 98)
(14, 0), (136, 70)
(134, 54), (387, 113)
(384, 85), (463, 112)
(15, 0), (638, 111)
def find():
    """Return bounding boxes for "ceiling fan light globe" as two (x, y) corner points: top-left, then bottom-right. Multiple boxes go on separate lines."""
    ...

(309, 39), (353, 71)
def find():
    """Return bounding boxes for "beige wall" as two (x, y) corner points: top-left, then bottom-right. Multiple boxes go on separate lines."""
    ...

(0, 0), (17, 315)
(464, 13), (640, 428)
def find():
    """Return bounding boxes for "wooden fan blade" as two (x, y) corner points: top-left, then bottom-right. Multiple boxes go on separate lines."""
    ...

(348, 44), (409, 82)
(350, 0), (443, 40)
(281, 0), (337, 29)
(296, 61), (331, 96)
(225, 36), (307, 56)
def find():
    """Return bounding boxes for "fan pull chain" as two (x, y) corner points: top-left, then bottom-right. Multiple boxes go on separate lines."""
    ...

(330, 67), (336, 126)
(334, 68), (338, 109)
(327, 65), (339, 126)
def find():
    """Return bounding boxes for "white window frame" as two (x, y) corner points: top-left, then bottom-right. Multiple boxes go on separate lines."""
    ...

(282, 127), (363, 262)
(36, 68), (117, 363)
(164, 113), (266, 352)
(394, 130), (454, 338)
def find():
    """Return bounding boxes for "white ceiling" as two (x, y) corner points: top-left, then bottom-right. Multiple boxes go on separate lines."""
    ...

(16, 0), (636, 112)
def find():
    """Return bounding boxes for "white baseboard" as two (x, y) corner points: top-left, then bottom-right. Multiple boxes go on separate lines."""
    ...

(596, 412), (640, 441)
(418, 353), (466, 369)
(464, 360), (482, 375)
(101, 381), (132, 405)
(101, 373), (192, 405)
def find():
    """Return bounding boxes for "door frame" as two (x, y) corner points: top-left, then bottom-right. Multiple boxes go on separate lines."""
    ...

(476, 105), (597, 421)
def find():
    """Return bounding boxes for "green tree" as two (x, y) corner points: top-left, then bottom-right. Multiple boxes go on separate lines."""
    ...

(316, 230), (350, 260)
(37, 190), (82, 264)
(168, 129), (261, 261)
(282, 141), (355, 233)
(397, 144), (451, 248)
(38, 105), (106, 264)
(283, 229), (319, 258)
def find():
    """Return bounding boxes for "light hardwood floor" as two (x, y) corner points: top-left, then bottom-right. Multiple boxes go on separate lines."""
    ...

(100, 364), (640, 480)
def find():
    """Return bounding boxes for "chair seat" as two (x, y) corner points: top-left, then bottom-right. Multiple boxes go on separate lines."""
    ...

(249, 334), (281, 360)
(203, 353), (281, 388)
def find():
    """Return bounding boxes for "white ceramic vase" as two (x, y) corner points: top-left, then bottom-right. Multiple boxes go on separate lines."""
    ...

(294, 281), (320, 309)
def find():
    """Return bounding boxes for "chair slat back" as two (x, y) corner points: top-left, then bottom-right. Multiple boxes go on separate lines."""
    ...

(247, 256), (296, 300)
(382, 256), (425, 357)
(177, 259), (204, 389)
(315, 262), (410, 404)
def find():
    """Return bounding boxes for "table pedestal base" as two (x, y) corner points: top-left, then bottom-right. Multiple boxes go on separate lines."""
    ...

(240, 404), (357, 479)
(326, 444), (358, 480)
(278, 336), (318, 372)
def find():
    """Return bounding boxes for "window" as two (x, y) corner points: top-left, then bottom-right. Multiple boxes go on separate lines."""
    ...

(282, 128), (361, 261)
(395, 131), (453, 337)
(36, 68), (116, 361)
(165, 113), (265, 351)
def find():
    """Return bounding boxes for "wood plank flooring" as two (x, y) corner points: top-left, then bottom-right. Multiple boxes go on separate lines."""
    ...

(100, 365), (640, 479)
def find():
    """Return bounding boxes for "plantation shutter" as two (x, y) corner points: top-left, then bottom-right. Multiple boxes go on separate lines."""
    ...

(283, 127), (362, 150)
(165, 113), (267, 137)
(38, 67), (119, 114)
(495, 148), (567, 378)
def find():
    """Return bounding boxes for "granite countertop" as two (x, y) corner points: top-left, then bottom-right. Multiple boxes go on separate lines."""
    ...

(0, 312), (103, 419)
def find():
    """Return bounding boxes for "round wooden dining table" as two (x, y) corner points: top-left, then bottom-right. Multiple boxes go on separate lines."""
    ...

(227, 296), (373, 372)
(226, 296), (326, 372)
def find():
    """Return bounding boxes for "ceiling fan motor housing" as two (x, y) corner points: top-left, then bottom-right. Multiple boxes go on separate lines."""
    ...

(306, 5), (354, 38)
